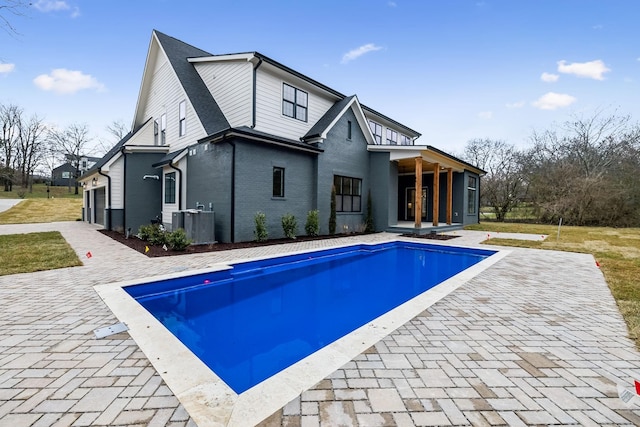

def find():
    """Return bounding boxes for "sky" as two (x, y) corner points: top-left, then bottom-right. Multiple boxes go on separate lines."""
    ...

(1, 0), (639, 156)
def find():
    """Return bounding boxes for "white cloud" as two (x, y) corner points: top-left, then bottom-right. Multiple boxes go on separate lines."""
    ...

(478, 111), (493, 119)
(506, 101), (525, 109)
(532, 92), (576, 110)
(33, 68), (105, 94)
(71, 6), (80, 18)
(541, 72), (559, 83)
(388, 1), (397, 6)
(341, 44), (383, 64)
(33, 0), (70, 12)
(0, 63), (15, 75)
(557, 59), (610, 80)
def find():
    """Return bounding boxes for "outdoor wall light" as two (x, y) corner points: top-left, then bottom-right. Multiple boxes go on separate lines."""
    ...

(91, 177), (97, 187)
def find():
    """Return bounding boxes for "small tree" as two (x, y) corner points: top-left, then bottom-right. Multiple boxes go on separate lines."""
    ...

(281, 213), (297, 239)
(329, 185), (337, 235)
(254, 211), (268, 242)
(305, 210), (319, 236)
(365, 190), (374, 232)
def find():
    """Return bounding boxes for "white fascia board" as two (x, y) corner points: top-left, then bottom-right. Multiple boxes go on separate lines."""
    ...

(132, 32), (160, 130)
(188, 53), (254, 63)
(123, 145), (170, 154)
(101, 152), (123, 172)
(350, 97), (376, 145)
(172, 149), (188, 163)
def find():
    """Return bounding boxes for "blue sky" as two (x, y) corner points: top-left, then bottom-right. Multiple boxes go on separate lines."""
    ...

(1, 0), (639, 155)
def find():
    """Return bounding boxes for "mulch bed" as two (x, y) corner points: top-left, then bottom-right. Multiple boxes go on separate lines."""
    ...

(99, 229), (372, 257)
(400, 233), (459, 241)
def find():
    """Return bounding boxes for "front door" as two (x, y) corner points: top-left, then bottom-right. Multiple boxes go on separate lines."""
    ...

(406, 187), (427, 221)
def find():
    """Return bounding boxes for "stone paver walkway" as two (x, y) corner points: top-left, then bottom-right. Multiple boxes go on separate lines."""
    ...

(1, 222), (639, 426)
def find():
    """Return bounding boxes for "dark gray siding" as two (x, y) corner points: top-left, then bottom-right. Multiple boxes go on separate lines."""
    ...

(452, 173), (464, 224)
(124, 153), (164, 233)
(186, 142), (233, 242)
(316, 108), (370, 233)
(234, 141), (316, 242)
(369, 151), (392, 231)
(462, 170), (480, 225)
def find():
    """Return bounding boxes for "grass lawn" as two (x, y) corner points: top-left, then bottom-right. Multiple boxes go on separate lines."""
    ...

(0, 183), (83, 199)
(0, 198), (83, 224)
(0, 231), (82, 276)
(466, 222), (640, 347)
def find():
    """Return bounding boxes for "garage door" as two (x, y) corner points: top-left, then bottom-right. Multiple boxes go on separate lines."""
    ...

(94, 187), (105, 225)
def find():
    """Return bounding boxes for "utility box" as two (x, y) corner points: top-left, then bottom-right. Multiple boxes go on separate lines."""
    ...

(183, 210), (216, 244)
(171, 211), (184, 231)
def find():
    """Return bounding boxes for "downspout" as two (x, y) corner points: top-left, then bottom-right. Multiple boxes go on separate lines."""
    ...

(168, 160), (183, 211)
(121, 146), (127, 232)
(97, 167), (112, 230)
(251, 57), (263, 128)
(226, 139), (236, 242)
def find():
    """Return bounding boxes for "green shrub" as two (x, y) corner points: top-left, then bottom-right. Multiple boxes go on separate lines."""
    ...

(281, 213), (298, 239)
(305, 210), (319, 236)
(254, 211), (268, 242)
(365, 190), (374, 233)
(166, 228), (191, 251)
(329, 185), (337, 235)
(138, 223), (166, 245)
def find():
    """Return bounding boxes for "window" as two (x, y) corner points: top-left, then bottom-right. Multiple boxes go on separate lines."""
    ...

(154, 118), (159, 145)
(400, 134), (411, 145)
(81, 160), (87, 169)
(282, 83), (308, 121)
(334, 175), (362, 212)
(369, 121), (382, 144)
(273, 167), (285, 198)
(160, 113), (166, 145)
(62, 171), (71, 179)
(347, 120), (352, 140)
(165, 172), (176, 204)
(179, 101), (186, 136)
(467, 176), (477, 214)
(386, 129), (398, 145)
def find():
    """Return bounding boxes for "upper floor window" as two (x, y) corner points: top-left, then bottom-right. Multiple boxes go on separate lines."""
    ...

(160, 113), (166, 145)
(386, 129), (398, 145)
(282, 83), (308, 122)
(467, 176), (477, 214)
(369, 121), (382, 144)
(154, 118), (159, 145)
(347, 121), (352, 140)
(179, 101), (186, 136)
(334, 175), (362, 213)
(400, 134), (411, 145)
(273, 167), (285, 198)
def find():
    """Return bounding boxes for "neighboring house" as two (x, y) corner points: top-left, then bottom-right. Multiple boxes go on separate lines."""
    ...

(52, 156), (99, 187)
(79, 30), (483, 243)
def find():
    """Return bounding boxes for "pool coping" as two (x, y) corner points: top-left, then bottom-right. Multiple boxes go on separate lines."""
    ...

(94, 238), (510, 426)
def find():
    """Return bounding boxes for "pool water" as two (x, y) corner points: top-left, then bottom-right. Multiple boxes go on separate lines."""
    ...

(126, 241), (494, 393)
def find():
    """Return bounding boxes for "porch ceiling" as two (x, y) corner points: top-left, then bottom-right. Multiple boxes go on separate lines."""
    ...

(368, 145), (470, 174)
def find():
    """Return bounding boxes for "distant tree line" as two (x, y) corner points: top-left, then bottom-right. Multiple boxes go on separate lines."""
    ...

(0, 101), (124, 194)
(461, 111), (640, 227)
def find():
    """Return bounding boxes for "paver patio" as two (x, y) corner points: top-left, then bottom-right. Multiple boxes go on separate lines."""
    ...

(1, 222), (639, 426)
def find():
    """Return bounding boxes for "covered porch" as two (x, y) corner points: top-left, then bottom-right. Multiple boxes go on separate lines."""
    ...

(368, 144), (483, 234)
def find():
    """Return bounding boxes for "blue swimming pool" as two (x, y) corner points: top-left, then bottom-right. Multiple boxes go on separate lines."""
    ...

(125, 241), (495, 393)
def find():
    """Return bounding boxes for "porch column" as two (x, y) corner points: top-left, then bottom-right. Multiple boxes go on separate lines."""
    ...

(446, 168), (453, 224)
(432, 163), (440, 226)
(414, 157), (422, 228)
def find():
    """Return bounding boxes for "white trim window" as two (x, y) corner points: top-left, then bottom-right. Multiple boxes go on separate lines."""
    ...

(467, 176), (477, 214)
(400, 134), (411, 145)
(282, 83), (308, 121)
(386, 129), (398, 145)
(154, 118), (159, 145)
(369, 121), (382, 144)
(160, 113), (166, 145)
(179, 101), (186, 136)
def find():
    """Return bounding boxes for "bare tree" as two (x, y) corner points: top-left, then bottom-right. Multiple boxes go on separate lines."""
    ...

(525, 112), (640, 225)
(460, 139), (526, 222)
(93, 119), (129, 155)
(0, 102), (21, 191)
(48, 123), (92, 194)
(0, 0), (30, 36)
(16, 113), (47, 190)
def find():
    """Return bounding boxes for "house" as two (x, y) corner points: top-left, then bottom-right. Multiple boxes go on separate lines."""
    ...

(79, 30), (483, 243)
(52, 155), (99, 187)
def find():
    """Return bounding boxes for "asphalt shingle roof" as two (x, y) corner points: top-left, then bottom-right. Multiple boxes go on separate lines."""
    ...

(303, 95), (355, 141)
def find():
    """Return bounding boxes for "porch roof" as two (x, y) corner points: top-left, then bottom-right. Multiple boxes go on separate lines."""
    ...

(367, 144), (485, 175)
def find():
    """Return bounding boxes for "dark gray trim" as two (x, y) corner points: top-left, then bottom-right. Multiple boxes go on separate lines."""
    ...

(168, 161), (183, 210)
(97, 167), (112, 230)
(252, 58), (263, 128)
(200, 126), (323, 154)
